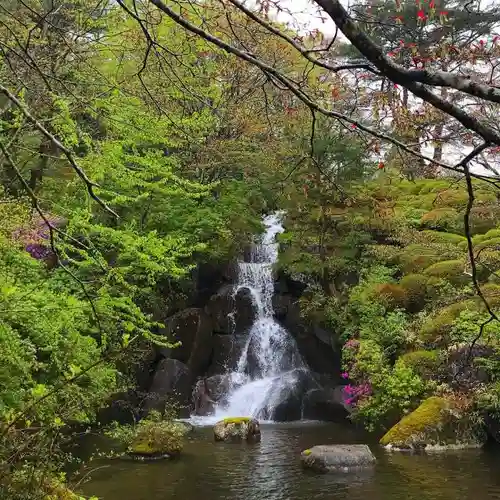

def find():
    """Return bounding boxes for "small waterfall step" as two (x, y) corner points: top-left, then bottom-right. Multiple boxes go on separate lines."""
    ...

(190, 212), (311, 425)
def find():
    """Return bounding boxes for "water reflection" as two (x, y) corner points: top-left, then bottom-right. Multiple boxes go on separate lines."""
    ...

(81, 423), (500, 500)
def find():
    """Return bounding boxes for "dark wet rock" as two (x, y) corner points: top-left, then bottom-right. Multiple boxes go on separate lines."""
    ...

(145, 359), (191, 416)
(160, 308), (213, 380)
(213, 417), (261, 443)
(485, 413), (500, 443)
(234, 286), (257, 334)
(270, 386), (303, 422)
(192, 374), (232, 416)
(302, 387), (350, 422)
(272, 294), (292, 321)
(274, 300), (341, 378)
(261, 369), (317, 422)
(275, 271), (309, 297)
(193, 262), (236, 306)
(301, 445), (376, 472)
(207, 335), (247, 375)
(205, 374), (233, 402)
(205, 285), (236, 334)
(96, 390), (141, 425)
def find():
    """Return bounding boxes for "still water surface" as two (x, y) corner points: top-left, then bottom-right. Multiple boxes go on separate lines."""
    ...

(82, 422), (500, 500)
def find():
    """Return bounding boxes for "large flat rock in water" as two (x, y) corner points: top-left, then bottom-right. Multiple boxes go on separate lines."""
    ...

(301, 445), (376, 473)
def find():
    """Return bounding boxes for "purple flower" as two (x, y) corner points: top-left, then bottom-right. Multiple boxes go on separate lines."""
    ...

(341, 372), (349, 379)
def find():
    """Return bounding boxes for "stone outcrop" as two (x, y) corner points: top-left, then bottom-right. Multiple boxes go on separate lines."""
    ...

(205, 285), (236, 334)
(300, 445), (376, 472)
(213, 417), (261, 442)
(302, 386), (349, 422)
(207, 334), (247, 375)
(380, 396), (486, 450)
(161, 308), (213, 380)
(145, 358), (191, 416)
(272, 294), (341, 379)
(234, 286), (257, 334)
(192, 374), (233, 416)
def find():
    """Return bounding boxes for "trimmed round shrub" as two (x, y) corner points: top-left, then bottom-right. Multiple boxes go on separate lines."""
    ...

(475, 237), (500, 252)
(373, 283), (408, 309)
(420, 230), (466, 245)
(433, 189), (469, 209)
(423, 260), (468, 286)
(399, 273), (429, 311)
(399, 350), (442, 380)
(420, 208), (459, 231)
(420, 300), (477, 344)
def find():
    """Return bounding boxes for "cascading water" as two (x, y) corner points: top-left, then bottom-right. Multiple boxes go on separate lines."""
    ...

(193, 213), (308, 423)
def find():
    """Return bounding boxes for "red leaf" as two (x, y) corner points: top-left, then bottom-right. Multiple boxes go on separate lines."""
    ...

(378, 162), (385, 169)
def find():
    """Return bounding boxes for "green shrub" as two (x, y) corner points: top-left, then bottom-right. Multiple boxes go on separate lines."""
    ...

(420, 208), (459, 231)
(399, 350), (441, 380)
(420, 300), (477, 343)
(419, 230), (466, 245)
(423, 260), (468, 286)
(353, 359), (427, 431)
(373, 283), (408, 309)
(399, 273), (429, 311)
(433, 189), (469, 209)
(475, 237), (500, 252)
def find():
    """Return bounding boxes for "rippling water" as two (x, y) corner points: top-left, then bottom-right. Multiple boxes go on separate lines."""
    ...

(81, 422), (500, 500)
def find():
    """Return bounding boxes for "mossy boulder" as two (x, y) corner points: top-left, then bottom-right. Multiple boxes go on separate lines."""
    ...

(128, 420), (186, 460)
(213, 417), (261, 443)
(300, 444), (376, 473)
(380, 396), (485, 450)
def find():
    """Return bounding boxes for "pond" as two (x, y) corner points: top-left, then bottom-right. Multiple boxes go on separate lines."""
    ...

(81, 421), (500, 500)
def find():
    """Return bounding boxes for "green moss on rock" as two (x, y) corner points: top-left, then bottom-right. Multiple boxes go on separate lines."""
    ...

(214, 417), (261, 443)
(223, 417), (252, 424)
(380, 396), (485, 450)
(129, 421), (185, 458)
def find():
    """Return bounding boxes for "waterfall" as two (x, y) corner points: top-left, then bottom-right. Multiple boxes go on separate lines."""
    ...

(193, 213), (307, 423)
